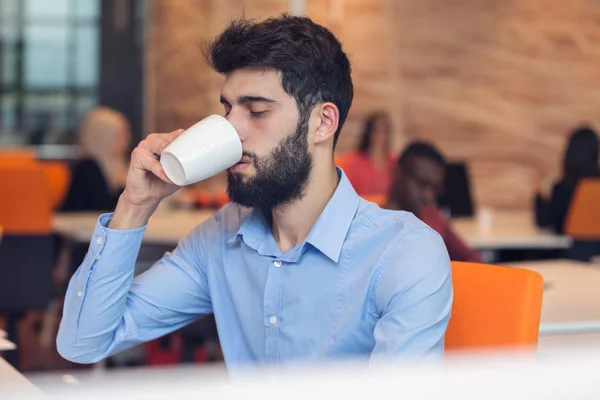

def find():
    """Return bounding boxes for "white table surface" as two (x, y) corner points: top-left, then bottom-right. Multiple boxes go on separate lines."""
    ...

(505, 259), (600, 335)
(53, 210), (215, 245)
(453, 210), (571, 250)
(54, 209), (571, 251)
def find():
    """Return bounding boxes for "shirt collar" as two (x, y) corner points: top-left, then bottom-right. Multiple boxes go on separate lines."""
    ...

(227, 206), (271, 253)
(228, 167), (360, 263)
(304, 168), (359, 262)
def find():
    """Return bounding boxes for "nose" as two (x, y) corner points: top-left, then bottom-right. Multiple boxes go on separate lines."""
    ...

(225, 112), (247, 143)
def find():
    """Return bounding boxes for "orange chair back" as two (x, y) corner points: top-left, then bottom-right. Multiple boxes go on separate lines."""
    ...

(445, 261), (543, 350)
(0, 164), (52, 234)
(0, 148), (37, 165)
(564, 178), (600, 239)
(39, 161), (72, 209)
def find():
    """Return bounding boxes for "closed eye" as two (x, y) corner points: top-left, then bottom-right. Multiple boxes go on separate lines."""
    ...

(250, 110), (266, 118)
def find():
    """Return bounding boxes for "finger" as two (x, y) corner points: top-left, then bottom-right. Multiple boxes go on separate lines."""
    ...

(138, 129), (185, 155)
(135, 148), (177, 185)
(170, 128), (185, 140)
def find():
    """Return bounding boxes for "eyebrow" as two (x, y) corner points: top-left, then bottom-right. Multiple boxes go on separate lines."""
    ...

(220, 94), (277, 106)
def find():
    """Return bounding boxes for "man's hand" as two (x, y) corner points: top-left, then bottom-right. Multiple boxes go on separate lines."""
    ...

(109, 129), (185, 230)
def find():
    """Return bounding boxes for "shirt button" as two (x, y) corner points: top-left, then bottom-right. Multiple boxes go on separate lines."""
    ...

(273, 260), (282, 268)
(95, 254), (101, 261)
(95, 236), (104, 246)
(77, 291), (83, 298)
(269, 316), (278, 325)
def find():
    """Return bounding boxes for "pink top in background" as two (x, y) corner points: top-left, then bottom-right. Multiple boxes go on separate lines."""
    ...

(340, 151), (395, 197)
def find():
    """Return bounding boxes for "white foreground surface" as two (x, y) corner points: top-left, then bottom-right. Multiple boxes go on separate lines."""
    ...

(7, 346), (600, 399)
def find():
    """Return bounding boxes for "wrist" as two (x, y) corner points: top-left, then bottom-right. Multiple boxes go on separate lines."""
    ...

(108, 195), (158, 230)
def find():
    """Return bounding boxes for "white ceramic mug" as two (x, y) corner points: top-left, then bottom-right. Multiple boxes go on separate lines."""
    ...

(160, 114), (242, 186)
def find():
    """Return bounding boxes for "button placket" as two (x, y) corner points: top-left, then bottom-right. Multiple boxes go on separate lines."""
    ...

(263, 257), (286, 363)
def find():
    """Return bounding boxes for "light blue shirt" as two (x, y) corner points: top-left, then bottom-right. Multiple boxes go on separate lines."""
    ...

(57, 168), (453, 371)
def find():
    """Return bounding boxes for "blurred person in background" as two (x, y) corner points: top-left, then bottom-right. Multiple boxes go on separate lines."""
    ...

(386, 141), (483, 263)
(60, 106), (131, 212)
(342, 111), (396, 197)
(57, 14), (452, 370)
(535, 125), (600, 234)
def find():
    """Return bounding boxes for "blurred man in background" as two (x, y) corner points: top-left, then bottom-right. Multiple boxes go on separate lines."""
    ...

(386, 141), (483, 263)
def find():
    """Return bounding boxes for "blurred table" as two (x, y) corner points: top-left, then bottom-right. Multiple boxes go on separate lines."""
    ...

(453, 210), (571, 250)
(53, 209), (216, 245)
(55, 209), (571, 252)
(0, 357), (42, 395)
(505, 259), (600, 336)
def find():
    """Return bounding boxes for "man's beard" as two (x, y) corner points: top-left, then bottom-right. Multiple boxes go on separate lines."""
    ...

(226, 117), (312, 210)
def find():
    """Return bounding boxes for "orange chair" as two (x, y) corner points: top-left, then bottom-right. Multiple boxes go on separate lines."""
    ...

(0, 148), (37, 165)
(0, 164), (55, 368)
(564, 178), (600, 239)
(39, 161), (72, 209)
(0, 151), (71, 209)
(445, 261), (544, 350)
(0, 164), (53, 234)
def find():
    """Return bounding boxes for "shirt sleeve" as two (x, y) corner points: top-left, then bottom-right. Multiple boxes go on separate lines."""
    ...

(56, 213), (213, 364)
(370, 226), (453, 362)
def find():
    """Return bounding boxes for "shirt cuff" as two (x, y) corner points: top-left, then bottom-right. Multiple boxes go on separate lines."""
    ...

(86, 213), (147, 271)
(98, 212), (148, 234)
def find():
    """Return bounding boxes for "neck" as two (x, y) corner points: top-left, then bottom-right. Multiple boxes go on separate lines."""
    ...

(270, 159), (339, 253)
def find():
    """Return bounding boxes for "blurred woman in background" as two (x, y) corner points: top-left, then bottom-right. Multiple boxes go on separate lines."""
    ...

(535, 125), (600, 234)
(341, 111), (396, 198)
(60, 106), (131, 212)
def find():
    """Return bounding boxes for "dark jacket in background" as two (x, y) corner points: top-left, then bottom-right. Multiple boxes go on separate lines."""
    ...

(60, 159), (123, 212)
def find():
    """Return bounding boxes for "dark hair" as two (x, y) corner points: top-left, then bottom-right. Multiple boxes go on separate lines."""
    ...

(398, 140), (446, 168)
(563, 125), (599, 183)
(206, 13), (353, 147)
(358, 111), (391, 154)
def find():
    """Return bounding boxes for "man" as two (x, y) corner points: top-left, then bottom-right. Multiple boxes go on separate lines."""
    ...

(57, 15), (453, 371)
(386, 141), (483, 263)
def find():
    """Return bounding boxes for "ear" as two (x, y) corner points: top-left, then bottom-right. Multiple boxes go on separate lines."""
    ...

(313, 102), (339, 145)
